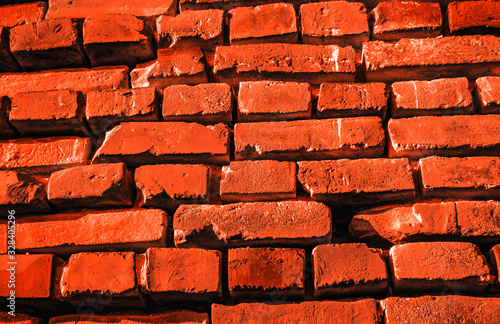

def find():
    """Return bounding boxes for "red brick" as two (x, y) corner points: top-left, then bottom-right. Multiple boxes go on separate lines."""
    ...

(48, 163), (134, 209)
(0, 171), (51, 214)
(9, 18), (86, 70)
(0, 27), (20, 72)
(0, 137), (91, 175)
(49, 312), (209, 324)
(317, 82), (387, 118)
(300, 1), (369, 48)
(214, 43), (356, 87)
(387, 114), (500, 158)
(0, 222), (6, 254)
(9, 90), (86, 135)
(135, 164), (215, 208)
(141, 248), (221, 303)
(229, 3), (297, 45)
(363, 35), (500, 82)
(313, 243), (387, 297)
(234, 117), (385, 160)
(456, 200), (500, 241)
(228, 247), (305, 299)
(372, 1), (442, 41)
(298, 158), (415, 205)
(391, 77), (473, 117)
(389, 241), (493, 293)
(162, 83), (233, 124)
(475, 76), (500, 114)
(93, 122), (230, 166)
(157, 10), (224, 50)
(174, 201), (332, 248)
(237, 81), (311, 122)
(0, 312), (43, 324)
(381, 296), (500, 324)
(86, 87), (158, 135)
(0, 2), (46, 28)
(487, 244), (500, 286)
(83, 14), (155, 67)
(0, 97), (13, 137)
(212, 299), (379, 324)
(17, 208), (168, 254)
(179, 0), (309, 11)
(448, 1), (500, 35)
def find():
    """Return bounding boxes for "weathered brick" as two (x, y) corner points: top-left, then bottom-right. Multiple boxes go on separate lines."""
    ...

(448, 1), (500, 35)
(229, 3), (297, 45)
(9, 90), (86, 135)
(372, 1), (442, 41)
(457, 200), (500, 241)
(0, 171), (51, 214)
(214, 43), (356, 87)
(487, 244), (500, 287)
(0, 27), (18, 72)
(313, 243), (387, 297)
(179, 0), (308, 11)
(212, 299), (379, 324)
(0, 2), (46, 28)
(93, 122), (230, 166)
(387, 114), (500, 158)
(300, 1), (369, 48)
(228, 247), (305, 299)
(0, 97), (13, 137)
(174, 201), (332, 248)
(86, 87), (158, 135)
(17, 209), (168, 254)
(363, 35), (500, 82)
(389, 241), (493, 293)
(237, 81), (311, 121)
(10, 18), (86, 70)
(234, 117), (385, 160)
(0, 137), (91, 175)
(317, 82), (387, 118)
(141, 248), (221, 303)
(162, 83), (233, 124)
(0, 222), (6, 254)
(475, 76), (500, 114)
(83, 14), (155, 67)
(391, 78), (473, 117)
(49, 312), (209, 324)
(157, 10), (224, 50)
(0, 312), (43, 324)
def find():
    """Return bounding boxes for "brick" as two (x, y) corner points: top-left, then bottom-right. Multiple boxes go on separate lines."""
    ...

(229, 3), (297, 45)
(61, 252), (143, 307)
(9, 90), (86, 135)
(214, 43), (356, 87)
(180, 0), (309, 11)
(317, 82), (387, 118)
(0, 171), (51, 214)
(157, 10), (224, 50)
(0, 222), (6, 254)
(475, 76), (500, 114)
(10, 18), (86, 70)
(220, 160), (296, 202)
(83, 14), (155, 67)
(0, 97), (13, 137)
(49, 312), (209, 324)
(131, 47), (207, 89)
(387, 114), (500, 158)
(381, 296), (500, 324)
(142, 248), (221, 303)
(48, 163), (135, 209)
(228, 247), (305, 299)
(372, 1), (442, 41)
(234, 117), (385, 160)
(300, 1), (369, 48)
(363, 35), (500, 82)
(237, 81), (311, 122)
(389, 241), (493, 293)
(313, 243), (387, 297)
(17, 208), (168, 254)
(174, 201), (332, 248)
(93, 122), (230, 166)
(0, 27), (19, 72)
(457, 200), (500, 241)
(162, 83), (233, 124)
(0, 312), (42, 324)
(0, 137), (91, 175)
(86, 87), (158, 135)
(0, 2), (46, 28)
(391, 77), (473, 117)
(212, 299), (379, 324)
(448, 1), (500, 35)
(487, 244), (500, 286)
(135, 164), (215, 208)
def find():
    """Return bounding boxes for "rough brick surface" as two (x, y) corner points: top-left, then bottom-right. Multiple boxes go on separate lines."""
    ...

(457, 200), (500, 241)
(448, 1), (500, 35)
(475, 76), (500, 114)
(487, 244), (500, 285)
(0, 97), (13, 137)
(228, 247), (305, 299)
(0, 2), (46, 28)
(174, 201), (332, 248)
(0, 222), (6, 254)
(228, 3), (297, 45)
(93, 122), (230, 166)
(0, 312), (43, 324)
(234, 117), (385, 160)
(0, 27), (18, 73)
(179, 0), (307, 12)
(49, 312), (209, 324)
(313, 243), (387, 297)
(0, 171), (51, 214)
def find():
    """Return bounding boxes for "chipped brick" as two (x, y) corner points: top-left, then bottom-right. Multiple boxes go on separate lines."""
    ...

(0, 171), (51, 215)
(448, 1), (500, 35)
(475, 76), (500, 114)
(0, 2), (46, 28)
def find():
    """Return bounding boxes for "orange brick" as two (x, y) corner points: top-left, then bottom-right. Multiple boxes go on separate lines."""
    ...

(475, 76), (500, 114)
(49, 312), (209, 324)
(0, 2), (46, 28)
(0, 171), (51, 214)
(448, 1), (500, 35)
